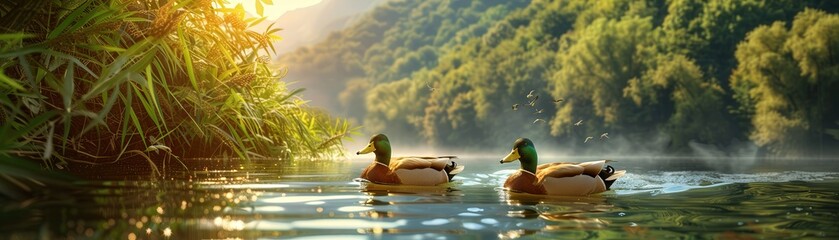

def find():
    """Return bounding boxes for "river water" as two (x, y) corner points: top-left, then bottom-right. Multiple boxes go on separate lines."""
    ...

(3, 157), (838, 239)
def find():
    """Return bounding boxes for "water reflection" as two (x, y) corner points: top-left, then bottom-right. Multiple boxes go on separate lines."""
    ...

(497, 190), (616, 237)
(359, 181), (462, 196)
(2, 158), (839, 239)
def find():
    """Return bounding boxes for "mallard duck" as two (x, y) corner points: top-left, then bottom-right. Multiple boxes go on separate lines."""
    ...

(356, 134), (464, 186)
(499, 138), (625, 195)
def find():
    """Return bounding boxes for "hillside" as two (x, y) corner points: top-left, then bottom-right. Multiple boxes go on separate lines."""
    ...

(280, 0), (839, 156)
(253, 0), (384, 55)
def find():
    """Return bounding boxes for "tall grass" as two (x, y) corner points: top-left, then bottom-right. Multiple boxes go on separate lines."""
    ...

(0, 0), (351, 192)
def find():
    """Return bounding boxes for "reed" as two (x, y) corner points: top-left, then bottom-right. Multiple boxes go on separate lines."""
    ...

(0, 0), (352, 194)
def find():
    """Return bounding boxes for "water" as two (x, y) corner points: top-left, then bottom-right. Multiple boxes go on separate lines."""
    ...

(3, 157), (839, 239)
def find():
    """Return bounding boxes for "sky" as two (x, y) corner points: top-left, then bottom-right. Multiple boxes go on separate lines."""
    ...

(224, 0), (323, 20)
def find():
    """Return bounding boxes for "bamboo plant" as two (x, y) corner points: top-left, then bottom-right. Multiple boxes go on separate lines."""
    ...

(0, 0), (351, 196)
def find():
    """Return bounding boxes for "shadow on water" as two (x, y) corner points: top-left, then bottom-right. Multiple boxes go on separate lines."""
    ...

(1, 157), (839, 239)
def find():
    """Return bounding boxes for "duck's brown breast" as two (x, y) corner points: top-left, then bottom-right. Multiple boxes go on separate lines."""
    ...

(361, 163), (401, 184)
(504, 171), (547, 195)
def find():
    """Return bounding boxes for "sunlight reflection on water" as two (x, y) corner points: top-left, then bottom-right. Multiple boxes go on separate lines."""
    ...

(4, 158), (839, 239)
(262, 195), (367, 204)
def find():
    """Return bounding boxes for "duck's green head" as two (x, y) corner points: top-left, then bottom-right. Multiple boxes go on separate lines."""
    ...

(500, 138), (538, 173)
(356, 134), (392, 164)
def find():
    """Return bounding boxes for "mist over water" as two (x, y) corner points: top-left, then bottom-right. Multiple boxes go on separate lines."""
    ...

(345, 129), (839, 173)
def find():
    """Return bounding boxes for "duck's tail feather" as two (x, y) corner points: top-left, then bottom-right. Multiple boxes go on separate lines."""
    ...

(449, 165), (465, 175)
(444, 161), (464, 181)
(605, 170), (625, 181)
(598, 165), (626, 190)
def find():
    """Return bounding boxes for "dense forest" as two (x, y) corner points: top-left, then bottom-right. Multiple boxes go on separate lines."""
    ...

(281, 0), (839, 157)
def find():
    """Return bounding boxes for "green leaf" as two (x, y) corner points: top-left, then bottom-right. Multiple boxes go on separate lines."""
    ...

(128, 104), (146, 146)
(46, 0), (92, 39)
(256, 0), (264, 17)
(0, 46), (42, 58)
(0, 33), (33, 41)
(0, 71), (24, 91)
(79, 84), (121, 135)
(79, 44), (126, 52)
(177, 26), (198, 90)
(43, 121), (55, 161)
(83, 40), (153, 100)
(12, 111), (57, 140)
(62, 62), (74, 113)
(131, 81), (159, 129)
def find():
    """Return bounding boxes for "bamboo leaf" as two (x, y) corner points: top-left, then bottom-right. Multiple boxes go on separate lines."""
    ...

(62, 62), (74, 113)
(43, 121), (54, 161)
(79, 44), (126, 52)
(278, 88), (305, 103)
(12, 111), (57, 140)
(0, 71), (24, 91)
(177, 26), (198, 90)
(79, 84), (122, 135)
(67, 9), (112, 36)
(0, 46), (42, 58)
(128, 105), (146, 146)
(249, 16), (267, 27)
(131, 81), (159, 128)
(46, 0), (92, 39)
(84, 40), (153, 100)
(0, 33), (34, 41)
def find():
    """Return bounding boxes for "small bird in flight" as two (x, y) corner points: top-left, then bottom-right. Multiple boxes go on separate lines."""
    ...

(512, 104), (519, 111)
(533, 119), (546, 124)
(574, 120), (583, 126)
(584, 136), (594, 143)
(553, 98), (564, 103)
(534, 109), (543, 114)
(600, 132), (609, 140)
(528, 96), (538, 107)
(425, 81), (435, 91)
(526, 90), (536, 99)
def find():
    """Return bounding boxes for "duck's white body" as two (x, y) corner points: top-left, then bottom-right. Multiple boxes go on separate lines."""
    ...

(360, 156), (463, 186)
(541, 174), (607, 195)
(394, 167), (449, 186)
(504, 160), (625, 196)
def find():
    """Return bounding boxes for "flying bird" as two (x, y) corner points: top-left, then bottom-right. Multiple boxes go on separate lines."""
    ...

(574, 120), (583, 126)
(512, 104), (519, 111)
(553, 98), (564, 103)
(600, 133), (609, 140)
(534, 109), (543, 114)
(528, 96), (538, 107)
(526, 90), (536, 99)
(533, 119), (546, 124)
(584, 136), (594, 143)
(425, 81), (435, 92)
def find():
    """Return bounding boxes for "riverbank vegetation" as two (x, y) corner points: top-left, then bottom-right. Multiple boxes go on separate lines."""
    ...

(0, 0), (350, 198)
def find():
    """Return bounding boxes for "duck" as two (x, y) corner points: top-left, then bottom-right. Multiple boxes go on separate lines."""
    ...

(356, 134), (464, 186)
(499, 138), (625, 196)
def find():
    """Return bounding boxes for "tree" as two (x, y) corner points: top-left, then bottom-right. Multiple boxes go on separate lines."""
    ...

(549, 17), (655, 136)
(730, 9), (839, 155)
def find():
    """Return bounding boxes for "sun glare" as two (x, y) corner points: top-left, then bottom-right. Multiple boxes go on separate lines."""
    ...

(224, 0), (323, 20)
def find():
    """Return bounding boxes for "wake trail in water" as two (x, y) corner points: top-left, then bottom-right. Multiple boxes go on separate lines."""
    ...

(465, 170), (839, 196)
(615, 171), (839, 195)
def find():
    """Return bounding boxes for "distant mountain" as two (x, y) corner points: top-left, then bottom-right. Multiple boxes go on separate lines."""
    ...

(254, 0), (384, 56)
